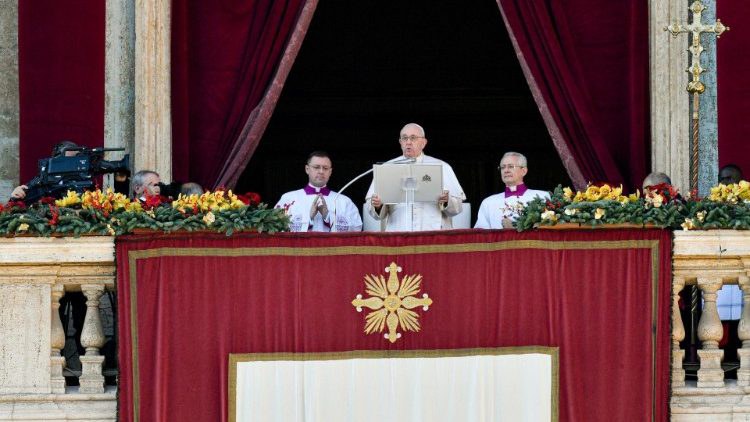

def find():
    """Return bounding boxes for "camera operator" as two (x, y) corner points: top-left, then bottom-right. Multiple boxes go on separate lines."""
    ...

(10, 141), (79, 200)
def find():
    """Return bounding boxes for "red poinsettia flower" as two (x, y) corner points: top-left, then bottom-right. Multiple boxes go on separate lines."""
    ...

(49, 206), (60, 226)
(237, 192), (261, 206)
(39, 196), (57, 205)
(141, 193), (169, 210)
(646, 183), (679, 201)
(5, 200), (26, 210)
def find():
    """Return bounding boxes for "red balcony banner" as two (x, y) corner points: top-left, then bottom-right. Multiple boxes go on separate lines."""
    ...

(117, 229), (671, 421)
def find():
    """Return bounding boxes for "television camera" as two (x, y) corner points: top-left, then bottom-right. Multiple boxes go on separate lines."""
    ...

(22, 146), (130, 204)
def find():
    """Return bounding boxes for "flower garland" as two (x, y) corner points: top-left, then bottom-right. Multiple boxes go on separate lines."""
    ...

(0, 188), (289, 236)
(517, 181), (750, 231)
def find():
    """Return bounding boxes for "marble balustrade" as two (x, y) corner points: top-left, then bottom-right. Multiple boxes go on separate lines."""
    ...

(0, 237), (116, 421)
(672, 230), (750, 420)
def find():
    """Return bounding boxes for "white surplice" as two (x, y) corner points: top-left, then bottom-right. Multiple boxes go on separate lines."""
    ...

(474, 189), (550, 229)
(275, 186), (362, 232)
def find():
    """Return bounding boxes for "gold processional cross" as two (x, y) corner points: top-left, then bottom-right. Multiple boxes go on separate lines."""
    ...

(665, 0), (728, 192)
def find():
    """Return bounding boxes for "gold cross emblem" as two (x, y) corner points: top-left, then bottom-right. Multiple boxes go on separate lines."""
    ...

(352, 262), (433, 343)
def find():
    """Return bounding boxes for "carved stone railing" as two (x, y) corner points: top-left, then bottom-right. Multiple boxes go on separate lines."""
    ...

(0, 237), (116, 421)
(672, 230), (750, 419)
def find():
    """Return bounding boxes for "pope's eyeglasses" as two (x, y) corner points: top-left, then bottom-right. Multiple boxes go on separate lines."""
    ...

(398, 135), (425, 143)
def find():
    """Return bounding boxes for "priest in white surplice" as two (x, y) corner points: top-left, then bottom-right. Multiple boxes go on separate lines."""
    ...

(365, 123), (466, 231)
(276, 151), (362, 232)
(475, 152), (550, 229)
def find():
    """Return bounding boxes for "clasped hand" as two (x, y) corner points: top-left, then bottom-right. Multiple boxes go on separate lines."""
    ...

(309, 194), (329, 220)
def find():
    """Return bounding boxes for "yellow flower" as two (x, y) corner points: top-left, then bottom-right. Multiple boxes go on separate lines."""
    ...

(17, 223), (29, 232)
(203, 211), (215, 226)
(696, 210), (706, 222)
(106, 224), (116, 235)
(681, 218), (695, 231)
(563, 187), (574, 200)
(55, 190), (81, 207)
(573, 192), (584, 202)
(584, 185), (601, 201)
(594, 208), (606, 220)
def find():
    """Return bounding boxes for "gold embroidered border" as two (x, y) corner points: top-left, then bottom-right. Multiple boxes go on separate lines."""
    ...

(228, 347), (560, 422)
(126, 238), (662, 422)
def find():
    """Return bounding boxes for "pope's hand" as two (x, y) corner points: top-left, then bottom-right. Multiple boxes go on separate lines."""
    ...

(371, 194), (382, 210)
(438, 190), (449, 205)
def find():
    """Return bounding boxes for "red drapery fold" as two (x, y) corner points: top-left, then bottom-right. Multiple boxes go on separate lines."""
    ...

(717, 1), (750, 176)
(117, 229), (671, 421)
(496, 1), (650, 191)
(18, 0), (105, 182)
(171, 0), (316, 190)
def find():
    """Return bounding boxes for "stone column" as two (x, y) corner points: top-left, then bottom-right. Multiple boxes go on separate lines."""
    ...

(134, 0), (172, 181)
(104, 0), (136, 188)
(738, 275), (750, 386)
(672, 276), (687, 387)
(0, 1), (19, 200)
(650, 0), (690, 194)
(696, 276), (725, 387)
(50, 284), (66, 394)
(79, 284), (105, 394)
(696, 0), (719, 197)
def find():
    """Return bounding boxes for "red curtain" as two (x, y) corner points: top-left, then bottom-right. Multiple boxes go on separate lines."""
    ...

(171, 0), (314, 189)
(117, 229), (671, 421)
(717, 1), (750, 177)
(496, 1), (650, 191)
(18, 0), (105, 182)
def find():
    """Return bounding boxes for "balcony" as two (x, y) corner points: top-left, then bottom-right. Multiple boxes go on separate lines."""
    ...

(1, 231), (749, 420)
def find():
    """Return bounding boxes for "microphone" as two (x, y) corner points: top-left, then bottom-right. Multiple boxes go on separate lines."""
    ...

(330, 157), (415, 231)
(376, 157), (416, 165)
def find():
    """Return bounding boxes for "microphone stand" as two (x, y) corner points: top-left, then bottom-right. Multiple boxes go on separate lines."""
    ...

(329, 168), (374, 232)
(330, 157), (416, 232)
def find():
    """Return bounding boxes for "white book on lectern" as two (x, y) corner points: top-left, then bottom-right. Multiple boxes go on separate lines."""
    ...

(373, 164), (443, 204)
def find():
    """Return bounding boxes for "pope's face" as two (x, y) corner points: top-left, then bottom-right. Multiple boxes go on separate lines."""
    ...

(399, 127), (427, 158)
(499, 155), (527, 187)
(305, 156), (332, 187)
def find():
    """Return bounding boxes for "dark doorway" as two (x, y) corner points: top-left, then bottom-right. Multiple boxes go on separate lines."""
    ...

(235, 0), (571, 223)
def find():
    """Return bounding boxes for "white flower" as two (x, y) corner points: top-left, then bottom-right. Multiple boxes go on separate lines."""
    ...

(541, 209), (557, 222)
(696, 211), (706, 222)
(203, 211), (216, 226)
(17, 223), (29, 232)
(594, 208), (606, 220)
(681, 218), (694, 231)
(564, 208), (577, 216)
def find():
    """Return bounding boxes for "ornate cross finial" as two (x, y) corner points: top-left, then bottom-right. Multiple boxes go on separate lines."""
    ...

(666, 0), (729, 95)
(665, 0), (729, 193)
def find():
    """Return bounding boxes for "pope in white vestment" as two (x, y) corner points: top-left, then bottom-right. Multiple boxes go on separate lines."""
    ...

(475, 151), (549, 229)
(365, 123), (466, 231)
(275, 152), (362, 232)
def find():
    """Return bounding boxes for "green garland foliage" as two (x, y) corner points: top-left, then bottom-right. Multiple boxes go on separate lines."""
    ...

(0, 200), (290, 237)
(516, 185), (750, 231)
